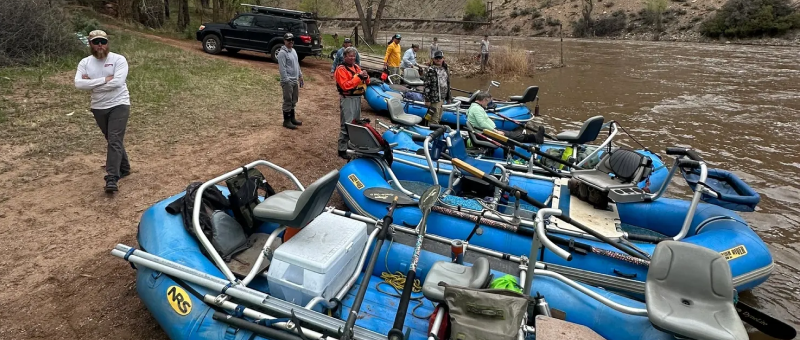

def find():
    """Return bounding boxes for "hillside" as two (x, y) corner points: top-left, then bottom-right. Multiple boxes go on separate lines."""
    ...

(319, 0), (800, 44)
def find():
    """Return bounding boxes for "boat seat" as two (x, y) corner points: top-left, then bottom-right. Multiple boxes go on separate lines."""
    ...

(422, 257), (491, 303)
(253, 170), (339, 228)
(508, 86), (539, 104)
(402, 68), (424, 87)
(454, 91), (480, 109)
(571, 148), (653, 203)
(556, 116), (605, 144)
(388, 84), (409, 92)
(645, 241), (747, 340)
(385, 97), (422, 126)
(464, 121), (500, 153)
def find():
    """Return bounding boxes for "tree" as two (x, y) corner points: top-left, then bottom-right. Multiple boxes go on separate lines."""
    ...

(582, 0), (593, 30)
(177, 0), (191, 31)
(132, 0), (166, 28)
(300, 0), (337, 17)
(353, 0), (387, 44)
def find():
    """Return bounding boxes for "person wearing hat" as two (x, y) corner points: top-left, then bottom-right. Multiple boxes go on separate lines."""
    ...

(74, 29), (131, 194)
(330, 38), (361, 79)
(400, 43), (420, 70)
(334, 47), (370, 159)
(383, 34), (402, 76)
(422, 50), (451, 125)
(277, 32), (304, 130)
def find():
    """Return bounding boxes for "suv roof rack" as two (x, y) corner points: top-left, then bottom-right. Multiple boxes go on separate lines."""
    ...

(240, 4), (315, 19)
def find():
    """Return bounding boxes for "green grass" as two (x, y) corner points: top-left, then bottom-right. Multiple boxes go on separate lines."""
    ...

(0, 29), (278, 159)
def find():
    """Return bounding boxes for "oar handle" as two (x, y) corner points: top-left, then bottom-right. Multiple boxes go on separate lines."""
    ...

(388, 270), (418, 340)
(451, 158), (546, 209)
(379, 198), (399, 240)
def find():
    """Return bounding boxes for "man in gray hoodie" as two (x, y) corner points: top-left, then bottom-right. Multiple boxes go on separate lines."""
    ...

(277, 33), (304, 129)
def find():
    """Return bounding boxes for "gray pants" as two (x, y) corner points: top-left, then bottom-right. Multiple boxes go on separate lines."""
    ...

(92, 104), (130, 179)
(281, 81), (299, 114)
(338, 96), (362, 152)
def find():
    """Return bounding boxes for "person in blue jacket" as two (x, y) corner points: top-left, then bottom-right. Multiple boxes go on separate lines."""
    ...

(330, 38), (361, 79)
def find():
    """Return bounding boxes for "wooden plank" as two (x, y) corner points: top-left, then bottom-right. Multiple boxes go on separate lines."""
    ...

(535, 316), (607, 340)
(548, 178), (623, 239)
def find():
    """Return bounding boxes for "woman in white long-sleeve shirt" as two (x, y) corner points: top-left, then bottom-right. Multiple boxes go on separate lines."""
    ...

(74, 30), (131, 194)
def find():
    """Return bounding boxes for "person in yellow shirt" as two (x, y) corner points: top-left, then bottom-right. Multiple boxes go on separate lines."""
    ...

(383, 34), (402, 76)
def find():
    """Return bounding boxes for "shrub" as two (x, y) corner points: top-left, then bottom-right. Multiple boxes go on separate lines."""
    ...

(701, 0), (800, 38)
(463, 0), (488, 30)
(533, 17), (546, 29)
(546, 17), (562, 26)
(0, 0), (83, 66)
(594, 10), (628, 36)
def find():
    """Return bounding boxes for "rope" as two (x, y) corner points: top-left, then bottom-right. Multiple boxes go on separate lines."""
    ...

(376, 237), (434, 320)
(613, 121), (648, 150)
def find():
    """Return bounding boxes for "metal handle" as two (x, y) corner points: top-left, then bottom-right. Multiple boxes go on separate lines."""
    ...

(535, 208), (572, 261)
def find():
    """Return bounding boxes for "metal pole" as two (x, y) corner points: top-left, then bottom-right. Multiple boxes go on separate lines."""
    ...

(560, 23), (564, 66)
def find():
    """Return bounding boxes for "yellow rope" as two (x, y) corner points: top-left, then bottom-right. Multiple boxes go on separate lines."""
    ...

(380, 271), (422, 293)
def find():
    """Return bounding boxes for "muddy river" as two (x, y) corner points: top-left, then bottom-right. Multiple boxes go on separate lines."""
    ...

(453, 38), (800, 339)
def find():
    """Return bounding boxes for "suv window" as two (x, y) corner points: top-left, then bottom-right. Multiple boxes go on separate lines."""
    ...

(233, 15), (255, 27)
(304, 21), (319, 35)
(254, 16), (275, 29)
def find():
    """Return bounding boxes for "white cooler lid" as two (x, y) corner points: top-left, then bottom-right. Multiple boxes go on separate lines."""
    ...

(273, 212), (367, 274)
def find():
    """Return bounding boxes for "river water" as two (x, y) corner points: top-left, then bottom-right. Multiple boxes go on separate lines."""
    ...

(449, 37), (799, 339)
(348, 29), (800, 337)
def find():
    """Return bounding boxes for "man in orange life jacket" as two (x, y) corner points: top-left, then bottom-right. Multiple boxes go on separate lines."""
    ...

(335, 47), (370, 159)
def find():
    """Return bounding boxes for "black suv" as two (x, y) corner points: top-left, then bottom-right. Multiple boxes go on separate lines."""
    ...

(196, 5), (322, 62)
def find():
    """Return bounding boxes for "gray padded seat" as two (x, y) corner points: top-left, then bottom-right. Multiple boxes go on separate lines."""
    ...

(645, 241), (748, 340)
(556, 115), (605, 144)
(253, 170), (339, 228)
(571, 148), (652, 193)
(385, 97), (422, 126)
(422, 257), (491, 303)
(402, 68), (424, 87)
(388, 84), (409, 92)
(508, 86), (539, 103)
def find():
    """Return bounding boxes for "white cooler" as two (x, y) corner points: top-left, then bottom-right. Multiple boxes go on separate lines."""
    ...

(267, 212), (368, 310)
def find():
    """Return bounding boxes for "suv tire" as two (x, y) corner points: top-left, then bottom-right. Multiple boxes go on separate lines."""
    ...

(269, 44), (281, 63)
(202, 35), (222, 55)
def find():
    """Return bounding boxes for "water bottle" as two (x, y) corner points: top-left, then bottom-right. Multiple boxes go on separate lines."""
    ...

(533, 292), (551, 317)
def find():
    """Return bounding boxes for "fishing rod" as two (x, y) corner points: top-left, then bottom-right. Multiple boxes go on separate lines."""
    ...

(482, 129), (582, 170)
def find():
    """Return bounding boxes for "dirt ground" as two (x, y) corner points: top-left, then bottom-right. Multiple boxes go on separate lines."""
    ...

(0, 28), (382, 340)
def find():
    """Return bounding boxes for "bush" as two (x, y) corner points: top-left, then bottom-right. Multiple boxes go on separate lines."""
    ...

(546, 17), (562, 26)
(533, 17), (546, 29)
(463, 0), (488, 30)
(594, 10), (628, 36)
(0, 0), (83, 66)
(701, 0), (800, 38)
(72, 15), (102, 35)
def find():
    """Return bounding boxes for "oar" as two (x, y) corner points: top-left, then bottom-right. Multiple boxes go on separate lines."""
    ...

(388, 184), (441, 340)
(341, 197), (400, 340)
(450, 158), (650, 263)
(483, 129), (582, 170)
(492, 111), (558, 140)
(364, 188), (417, 206)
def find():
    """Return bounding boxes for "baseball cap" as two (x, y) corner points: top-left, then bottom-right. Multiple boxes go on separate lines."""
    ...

(88, 30), (108, 42)
(284, 32), (294, 40)
(343, 38), (352, 43)
(393, 33), (402, 39)
(412, 44), (419, 48)
(433, 50), (444, 58)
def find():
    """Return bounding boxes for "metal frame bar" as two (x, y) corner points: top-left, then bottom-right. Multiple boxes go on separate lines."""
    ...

(576, 122), (619, 167)
(241, 226), (286, 286)
(192, 160), (304, 283)
(111, 244), (387, 340)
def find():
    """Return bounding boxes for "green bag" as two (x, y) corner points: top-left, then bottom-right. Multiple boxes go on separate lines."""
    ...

(441, 282), (529, 340)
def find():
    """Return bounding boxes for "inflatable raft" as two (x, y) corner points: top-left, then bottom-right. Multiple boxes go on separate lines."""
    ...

(364, 82), (536, 131)
(339, 124), (774, 296)
(108, 161), (753, 340)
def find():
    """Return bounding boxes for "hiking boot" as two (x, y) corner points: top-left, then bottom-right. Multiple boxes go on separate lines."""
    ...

(535, 126), (545, 144)
(121, 169), (131, 178)
(290, 110), (303, 126)
(283, 112), (297, 130)
(104, 176), (119, 193)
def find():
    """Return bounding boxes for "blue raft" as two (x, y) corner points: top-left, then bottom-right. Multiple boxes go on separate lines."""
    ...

(337, 151), (774, 296)
(127, 186), (686, 340)
(365, 83), (533, 131)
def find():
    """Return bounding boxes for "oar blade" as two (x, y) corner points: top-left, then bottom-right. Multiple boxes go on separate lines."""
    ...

(363, 187), (417, 206)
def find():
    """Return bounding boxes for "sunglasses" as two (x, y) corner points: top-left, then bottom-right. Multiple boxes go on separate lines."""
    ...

(91, 39), (108, 45)
(434, 57), (443, 59)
